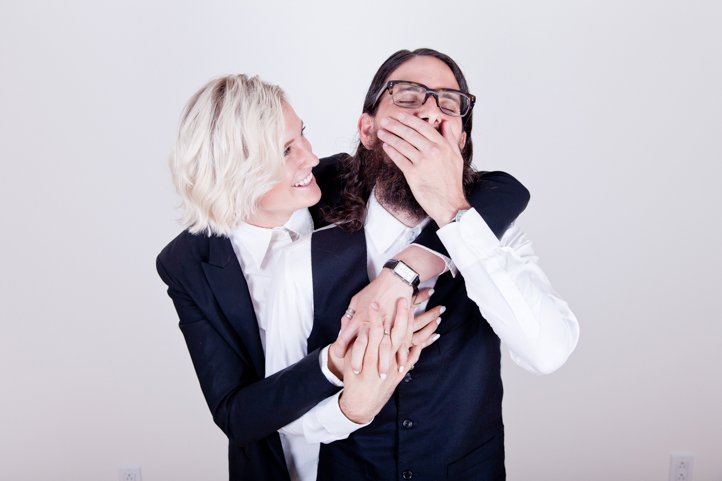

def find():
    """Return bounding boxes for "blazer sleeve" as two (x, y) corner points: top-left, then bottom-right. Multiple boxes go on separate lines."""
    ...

(412, 171), (531, 256)
(156, 255), (341, 447)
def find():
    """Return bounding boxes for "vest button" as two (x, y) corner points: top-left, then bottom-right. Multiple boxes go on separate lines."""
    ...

(402, 470), (414, 479)
(402, 418), (414, 429)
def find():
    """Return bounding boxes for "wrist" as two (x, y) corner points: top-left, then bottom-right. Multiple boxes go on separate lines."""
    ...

(338, 392), (373, 424)
(383, 259), (420, 295)
(434, 199), (472, 227)
(395, 245), (446, 282)
(377, 267), (414, 294)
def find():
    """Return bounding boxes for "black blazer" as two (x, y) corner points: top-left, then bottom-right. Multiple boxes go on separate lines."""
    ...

(156, 154), (529, 480)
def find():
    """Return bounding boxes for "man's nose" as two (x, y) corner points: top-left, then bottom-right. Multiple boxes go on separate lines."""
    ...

(416, 95), (443, 127)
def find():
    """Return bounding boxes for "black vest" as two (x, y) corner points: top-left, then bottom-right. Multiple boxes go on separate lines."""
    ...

(308, 226), (506, 481)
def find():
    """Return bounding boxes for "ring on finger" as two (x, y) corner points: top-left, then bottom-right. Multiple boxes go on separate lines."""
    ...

(344, 307), (355, 320)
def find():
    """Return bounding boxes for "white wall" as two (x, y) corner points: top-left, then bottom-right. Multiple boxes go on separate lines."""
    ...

(1, 0), (720, 480)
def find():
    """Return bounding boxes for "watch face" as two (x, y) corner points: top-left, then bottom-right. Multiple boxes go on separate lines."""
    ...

(395, 261), (418, 283)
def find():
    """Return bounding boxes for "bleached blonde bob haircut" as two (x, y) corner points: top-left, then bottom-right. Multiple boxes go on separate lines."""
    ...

(170, 74), (287, 236)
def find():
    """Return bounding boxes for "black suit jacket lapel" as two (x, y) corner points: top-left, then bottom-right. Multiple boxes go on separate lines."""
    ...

(202, 235), (265, 379)
(308, 227), (369, 352)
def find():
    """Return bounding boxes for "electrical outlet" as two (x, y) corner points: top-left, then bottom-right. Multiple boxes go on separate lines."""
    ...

(118, 466), (142, 481)
(669, 455), (693, 481)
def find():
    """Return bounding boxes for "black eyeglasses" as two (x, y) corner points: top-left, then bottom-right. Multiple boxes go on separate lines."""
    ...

(371, 80), (476, 117)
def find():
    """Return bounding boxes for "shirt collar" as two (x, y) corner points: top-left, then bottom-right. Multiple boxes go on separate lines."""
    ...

(230, 208), (313, 269)
(365, 190), (430, 254)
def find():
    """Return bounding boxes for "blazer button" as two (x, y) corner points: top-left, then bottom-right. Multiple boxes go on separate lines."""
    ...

(403, 372), (413, 383)
(402, 419), (414, 429)
(402, 470), (414, 479)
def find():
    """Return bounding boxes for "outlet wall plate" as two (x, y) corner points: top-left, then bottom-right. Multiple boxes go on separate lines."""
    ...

(669, 454), (693, 481)
(119, 466), (142, 481)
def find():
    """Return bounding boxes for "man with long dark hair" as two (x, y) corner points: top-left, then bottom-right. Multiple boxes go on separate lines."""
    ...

(265, 48), (579, 480)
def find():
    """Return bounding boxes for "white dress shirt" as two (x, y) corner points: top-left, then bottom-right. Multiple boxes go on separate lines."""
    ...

(228, 208), (313, 354)
(264, 192), (580, 481)
(227, 205), (442, 481)
(228, 208), (317, 481)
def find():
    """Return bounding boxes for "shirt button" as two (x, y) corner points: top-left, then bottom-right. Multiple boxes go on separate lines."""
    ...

(402, 419), (414, 429)
(402, 470), (414, 479)
(403, 372), (413, 383)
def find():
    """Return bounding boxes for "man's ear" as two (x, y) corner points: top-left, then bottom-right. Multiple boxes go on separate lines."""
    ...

(358, 113), (376, 149)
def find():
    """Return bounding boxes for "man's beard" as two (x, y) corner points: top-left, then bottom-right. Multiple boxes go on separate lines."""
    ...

(363, 141), (427, 220)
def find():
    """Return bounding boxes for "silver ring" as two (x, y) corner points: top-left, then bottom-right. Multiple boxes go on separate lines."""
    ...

(344, 307), (355, 320)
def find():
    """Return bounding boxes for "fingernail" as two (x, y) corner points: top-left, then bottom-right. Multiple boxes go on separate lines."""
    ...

(380, 373), (387, 381)
(432, 333), (441, 342)
(399, 365), (405, 373)
(436, 317), (442, 325)
(428, 289), (435, 296)
(353, 370), (360, 375)
(439, 306), (446, 314)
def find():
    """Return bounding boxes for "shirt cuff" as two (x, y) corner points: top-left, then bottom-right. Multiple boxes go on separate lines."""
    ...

(319, 345), (344, 387)
(410, 243), (458, 277)
(313, 391), (372, 441)
(436, 208), (501, 269)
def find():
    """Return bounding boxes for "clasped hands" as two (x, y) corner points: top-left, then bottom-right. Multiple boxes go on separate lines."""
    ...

(327, 269), (443, 424)
(331, 268), (442, 375)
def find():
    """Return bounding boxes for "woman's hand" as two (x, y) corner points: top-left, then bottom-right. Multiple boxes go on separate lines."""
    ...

(338, 299), (441, 424)
(328, 288), (443, 380)
(331, 246), (446, 377)
(330, 269), (413, 375)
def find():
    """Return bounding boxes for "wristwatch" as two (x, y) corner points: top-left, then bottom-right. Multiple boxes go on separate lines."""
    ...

(383, 259), (420, 295)
(451, 208), (470, 223)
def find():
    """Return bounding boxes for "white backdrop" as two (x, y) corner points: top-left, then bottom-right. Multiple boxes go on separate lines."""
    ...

(1, 1), (721, 480)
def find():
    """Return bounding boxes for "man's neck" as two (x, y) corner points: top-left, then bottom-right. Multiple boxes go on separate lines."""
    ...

(373, 187), (426, 228)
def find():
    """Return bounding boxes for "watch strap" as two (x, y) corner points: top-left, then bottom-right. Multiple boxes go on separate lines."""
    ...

(383, 259), (420, 295)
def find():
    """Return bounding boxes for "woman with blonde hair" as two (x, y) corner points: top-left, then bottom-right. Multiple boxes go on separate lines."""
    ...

(157, 74), (455, 481)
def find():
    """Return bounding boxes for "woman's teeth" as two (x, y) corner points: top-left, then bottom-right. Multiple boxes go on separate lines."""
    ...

(293, 173), (313, 187)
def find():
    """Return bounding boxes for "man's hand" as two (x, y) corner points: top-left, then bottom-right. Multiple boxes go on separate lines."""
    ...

(377, 113), (471, 226)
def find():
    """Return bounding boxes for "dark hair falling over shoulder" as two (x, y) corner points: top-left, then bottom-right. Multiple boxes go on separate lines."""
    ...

(322, 48), (479, 231)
